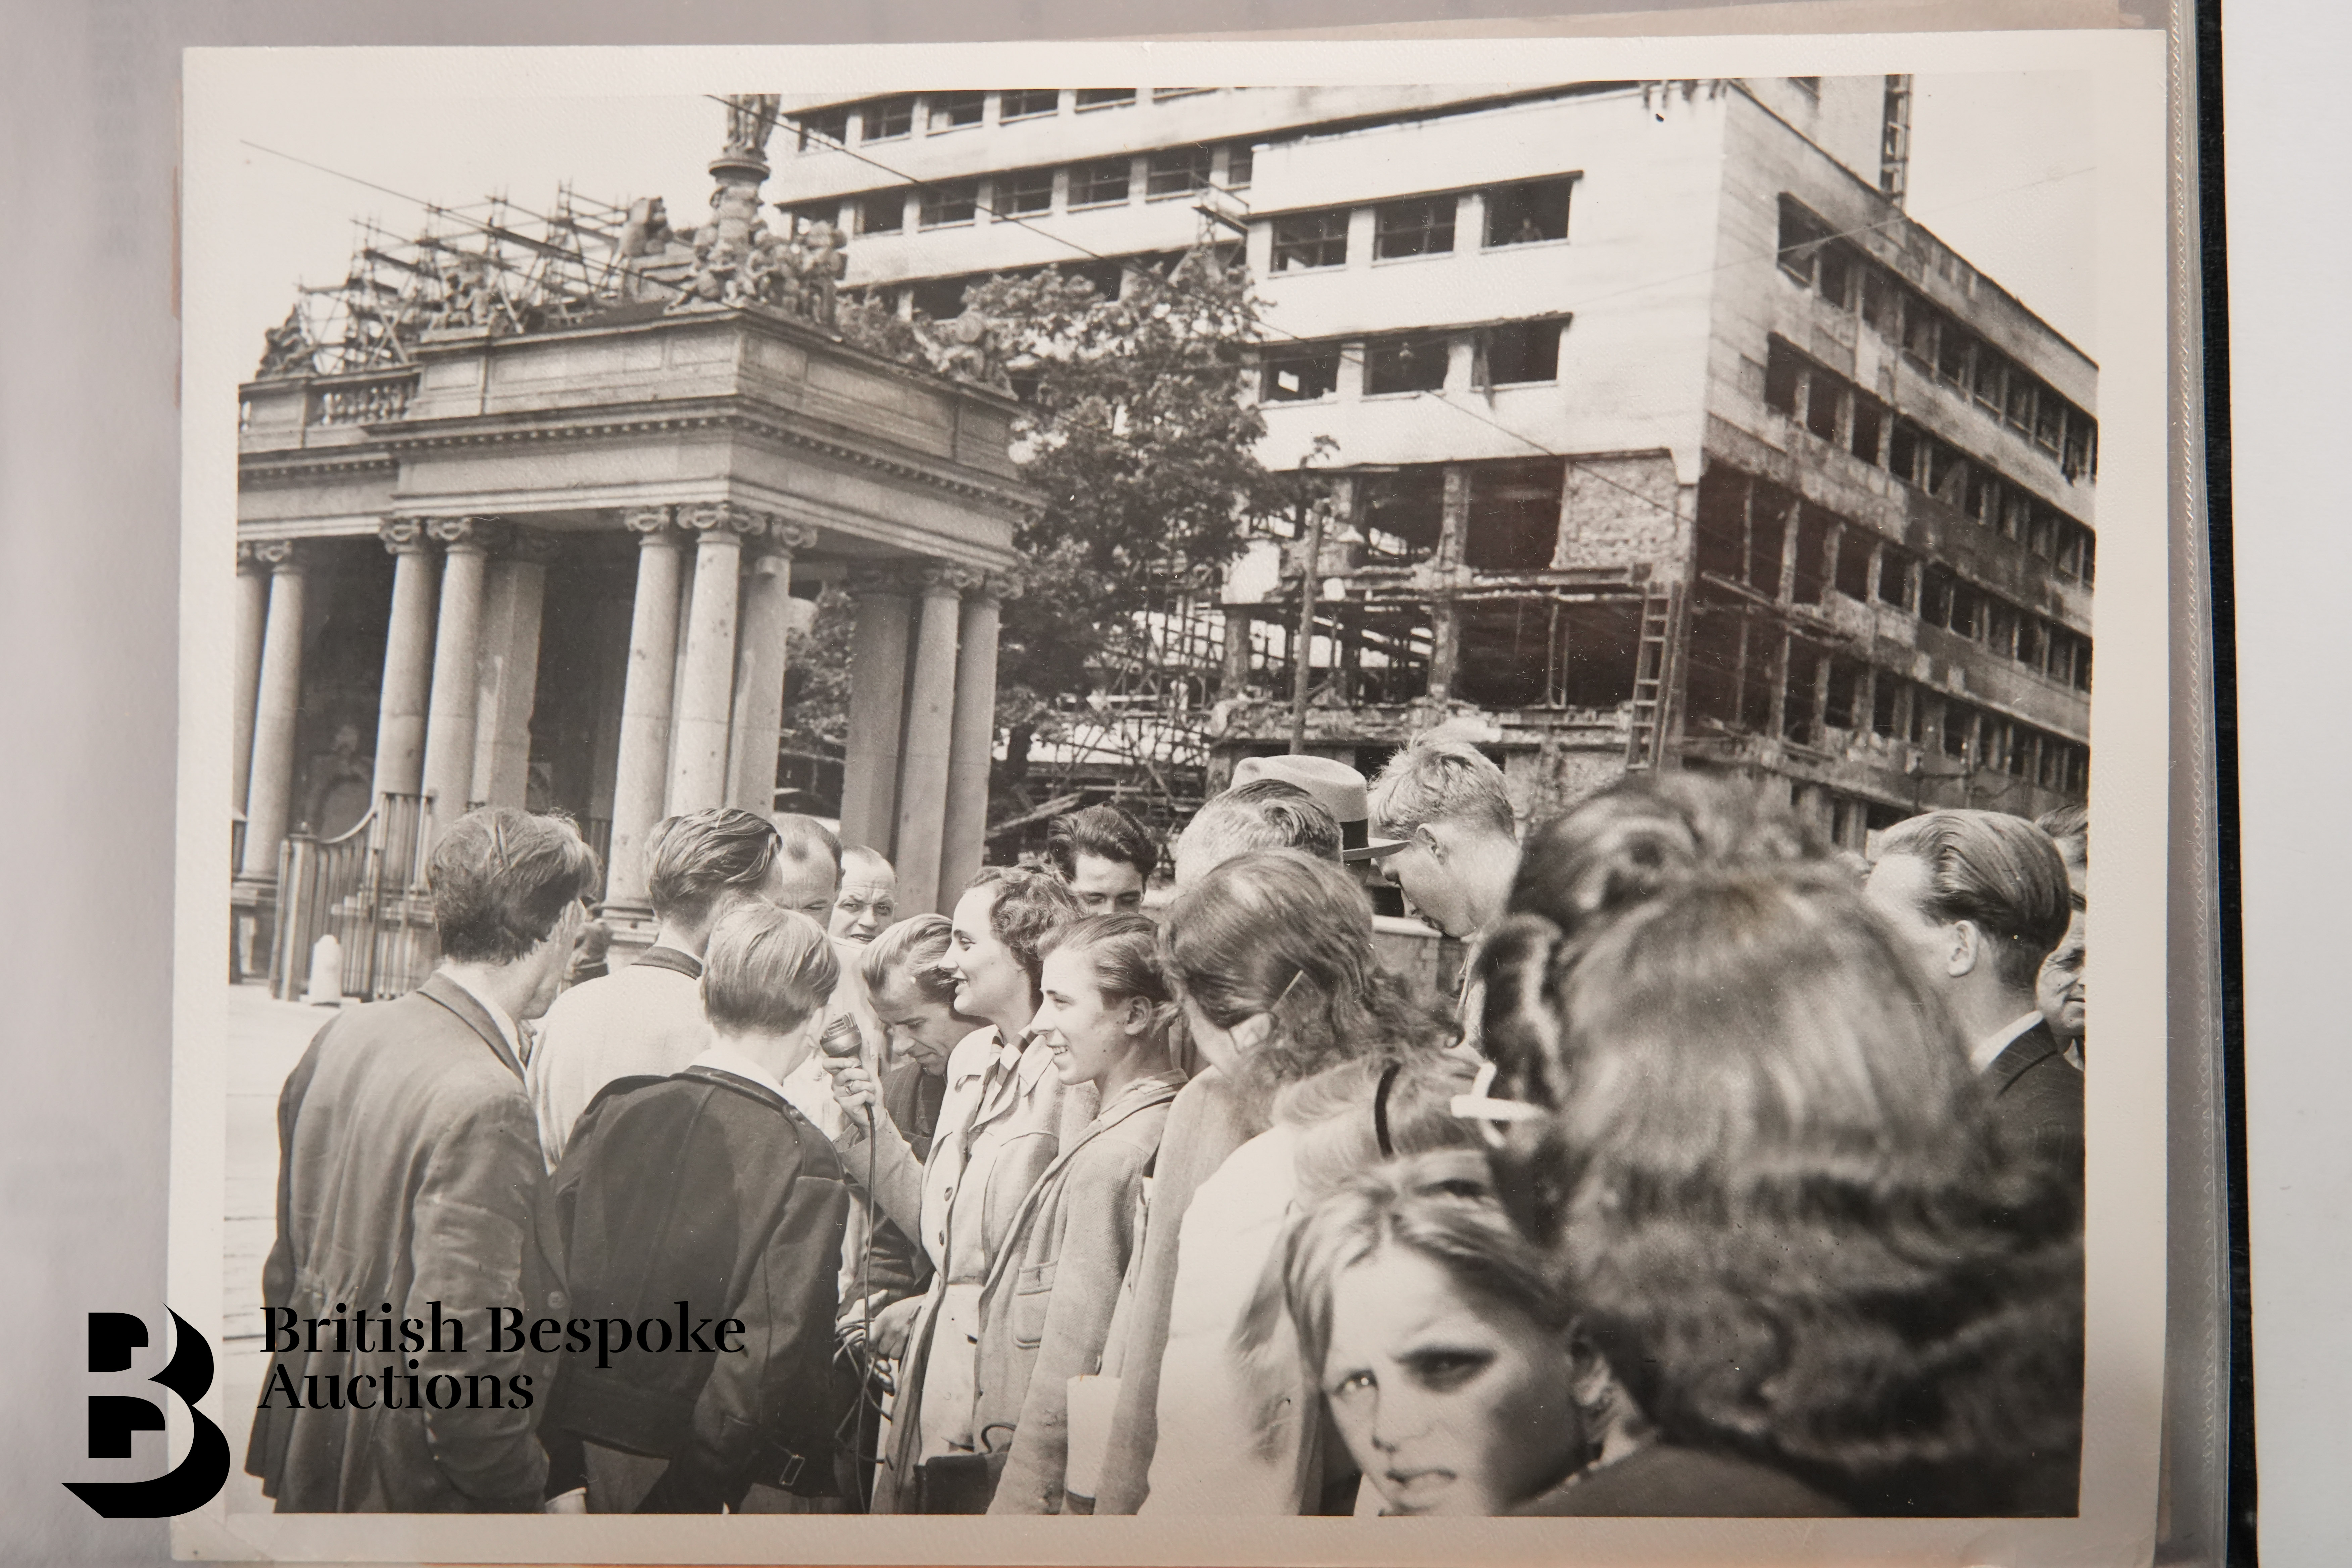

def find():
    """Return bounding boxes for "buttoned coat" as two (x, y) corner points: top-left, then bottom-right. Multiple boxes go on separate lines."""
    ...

(1983, 1019), (2085, 1195)
(244, 973), (561, 1512)
(974, 1074), (1180, 1514)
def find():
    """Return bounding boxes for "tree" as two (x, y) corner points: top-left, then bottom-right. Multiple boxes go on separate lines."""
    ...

(960, 248), (1319, 769)
(803, 248), (1329, 803)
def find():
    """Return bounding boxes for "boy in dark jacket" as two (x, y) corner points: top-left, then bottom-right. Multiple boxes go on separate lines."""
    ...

(542, 903), (854, 1512)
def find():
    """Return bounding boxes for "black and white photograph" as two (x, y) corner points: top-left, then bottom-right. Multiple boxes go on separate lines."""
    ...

(168, 34), (2175, 1564)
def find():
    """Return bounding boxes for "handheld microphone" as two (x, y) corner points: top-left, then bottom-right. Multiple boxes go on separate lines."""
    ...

(818, 1013), (864, 1061)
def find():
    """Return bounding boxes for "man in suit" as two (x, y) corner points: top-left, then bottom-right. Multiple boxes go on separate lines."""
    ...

(245, 807), (598, 1512)
(1865, 809), (2080, 1179)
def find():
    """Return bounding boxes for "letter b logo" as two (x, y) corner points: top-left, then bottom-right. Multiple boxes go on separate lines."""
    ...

(63, 1309), (231, 1518)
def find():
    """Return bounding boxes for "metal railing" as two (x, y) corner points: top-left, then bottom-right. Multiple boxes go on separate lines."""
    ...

(269, 793), (438, 1002)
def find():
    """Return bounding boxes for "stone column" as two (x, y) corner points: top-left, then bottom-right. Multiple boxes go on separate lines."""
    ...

(893, 565), (973, 914)
(231, 543), (271, 814)
(669, 502), (766, 816)
(727, 520), (819, 812)
(371, 521), (440, 799)
(940, 572), (1015, 906)
(606, 508), (686, 910)
(838, 570), (914, 854)
(238, 541), (308, 880)
(469, 527), (557, 809)
(418, 517), (502, 831)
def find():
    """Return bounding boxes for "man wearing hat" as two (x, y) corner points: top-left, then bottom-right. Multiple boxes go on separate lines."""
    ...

(1225, 754), (1409, 916)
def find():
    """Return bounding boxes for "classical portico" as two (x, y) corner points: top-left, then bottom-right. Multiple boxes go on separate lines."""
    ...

(233, 122), (1034, 988)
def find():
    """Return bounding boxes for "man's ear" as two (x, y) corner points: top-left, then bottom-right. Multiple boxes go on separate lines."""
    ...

(1416, 823), (1448, 862)
(1121, 994), (1154, 1037)
(1947, 918), (1984, 980)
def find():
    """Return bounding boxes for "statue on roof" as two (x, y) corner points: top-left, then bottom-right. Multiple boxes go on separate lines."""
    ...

(256, 304), (315, 379)
(722, 94), (782, 164)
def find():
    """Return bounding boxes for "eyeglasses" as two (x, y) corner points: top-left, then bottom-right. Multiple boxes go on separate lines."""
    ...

(1448, 1059), (1548, 1150)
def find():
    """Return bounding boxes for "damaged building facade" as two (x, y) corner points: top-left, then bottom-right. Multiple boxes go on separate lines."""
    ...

(772, 78), (2093, 841)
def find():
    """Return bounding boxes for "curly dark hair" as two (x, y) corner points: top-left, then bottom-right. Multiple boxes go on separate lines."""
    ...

(965, 865), (1084, 1002)
(430, 807), (600, 964)
(1044, 802), (1159, 882)
(1164, 849), (1452, 1105)
(1479, 831), (2084, 1516)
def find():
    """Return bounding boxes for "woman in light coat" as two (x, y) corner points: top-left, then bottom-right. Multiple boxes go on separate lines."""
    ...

(973, 915), (1184, 1513)
(827, 867), (1081, 1512)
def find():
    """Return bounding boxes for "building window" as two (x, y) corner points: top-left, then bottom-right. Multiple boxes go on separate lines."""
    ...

(1464, 460), (1565, 571)
(1359, 468), (1447, 564)
(1225, 143), (1255, 189)
(1364, 333), (1451, 395)
(999, 166), (1055, 217)
(1069, 157), (1134, 208)
(1075, 88), (1137, 111)
(1260, 343), (1342, 402)
(919, 180), (979, 229)
(1146, 146), (1214, 199)
(999, 89), (1060, 121)
(1270, 210), (1350, 272)
(1153, 87), (1214, 101)
(927, 92), (985, 133)
(795, 107), (848, 151)
(1485, 178), (1574, 246)
(785, 201), (840, 234)
(911, 277), (969, 320)
(1778, 196), (1830, 284)
(861, 96), (914, 142)
(1479, 318), (1562, 385)
(1374, 195), (1456, 259)
(859, 190), (906, 234)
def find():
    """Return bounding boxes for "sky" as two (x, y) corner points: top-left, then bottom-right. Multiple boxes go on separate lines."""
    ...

(211, 72), (2098, 382)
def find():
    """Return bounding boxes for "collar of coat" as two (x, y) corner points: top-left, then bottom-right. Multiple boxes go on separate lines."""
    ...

(974, 1072), (1184, 1300)
(417, 971), (528, 1085)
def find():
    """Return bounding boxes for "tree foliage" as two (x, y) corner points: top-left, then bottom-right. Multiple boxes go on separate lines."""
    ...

(960, 248), (1308, 729)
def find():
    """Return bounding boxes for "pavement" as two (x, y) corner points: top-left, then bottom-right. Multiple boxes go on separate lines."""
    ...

(221, 981), (345, 1515)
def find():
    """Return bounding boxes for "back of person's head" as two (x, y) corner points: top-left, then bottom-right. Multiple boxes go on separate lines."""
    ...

(1175, 780), (1344, 882)
(1166, 849), (1448, 1090)
(2034, 803), (2088, 865)
(860, 911), (958, 1006)
(1045, 912), (1174, 1011)
(431, 808), (600, 964)
(1369, 736), (1516, 840)
(1280, 1049), (1482, 1202)
(646, 807), (781, 926)
(1482, 860), (2082, 1515)
(701, 902), (839, 1037)
(1504, 773), (1825, 950)
(772, 812), (845, 880)
(1044, 803), (1159, 883)
(1876, 809), (2072, 990)
(968, 865), (1085, 993)
(841, 842), (894, 880)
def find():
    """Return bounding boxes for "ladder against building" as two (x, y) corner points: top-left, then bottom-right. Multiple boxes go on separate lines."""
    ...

(1623, 581), (1685, 770)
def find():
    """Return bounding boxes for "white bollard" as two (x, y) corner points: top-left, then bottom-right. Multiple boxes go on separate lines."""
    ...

(304, 932), (345, 1006)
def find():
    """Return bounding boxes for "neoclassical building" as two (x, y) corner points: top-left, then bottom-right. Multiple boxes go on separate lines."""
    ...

(233, 105), (1036, 993)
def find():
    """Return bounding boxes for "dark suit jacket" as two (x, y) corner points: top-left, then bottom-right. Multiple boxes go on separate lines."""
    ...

(1984, 1019), (2085, 1193)
(543, 1065), (852, 1512)
(245, 973), (561, 1512)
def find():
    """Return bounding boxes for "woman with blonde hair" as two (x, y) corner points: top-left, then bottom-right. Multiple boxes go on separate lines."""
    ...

(1133, 850), (1455, 1517)
(1273, 1151), (1625, 1517)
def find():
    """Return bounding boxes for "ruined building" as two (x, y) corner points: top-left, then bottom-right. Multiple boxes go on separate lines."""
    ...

(767, 79), (2093, 842)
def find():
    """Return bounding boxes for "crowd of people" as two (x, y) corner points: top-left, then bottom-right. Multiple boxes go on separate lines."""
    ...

(246, 738), (2089, 1519)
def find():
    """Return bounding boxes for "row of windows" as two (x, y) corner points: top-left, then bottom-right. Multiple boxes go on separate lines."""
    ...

(1763, 336), (2096, 587)
(1777, 196), (2097, 483)
(1687, 599), (2090, 794)
(1258, 318), (1567, 402)
(1268, 177), (1576, 273)
(790, 142), (1254, 238)
(1696, 465), (2093, 696)
(789, 88), (1212, 151)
